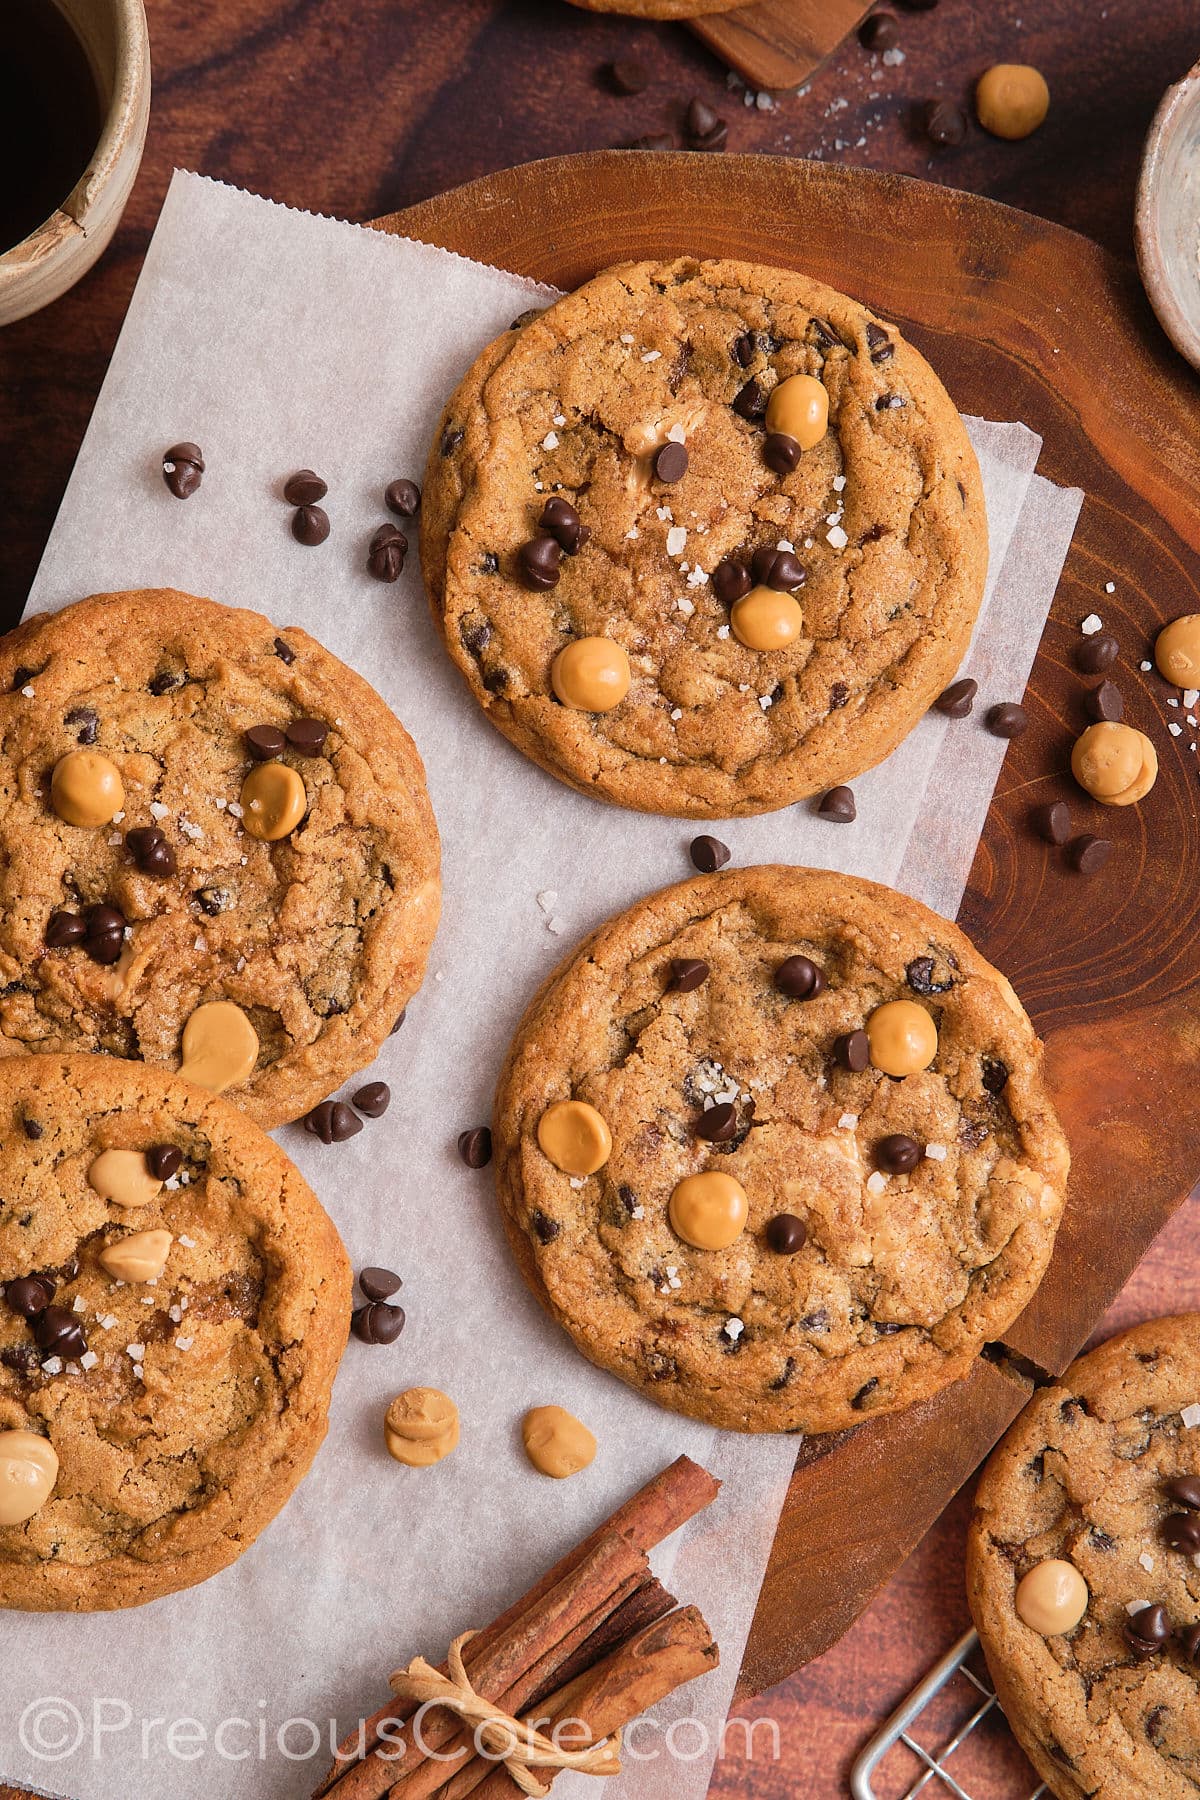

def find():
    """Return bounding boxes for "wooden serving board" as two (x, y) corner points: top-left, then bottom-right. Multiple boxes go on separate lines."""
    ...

(689, 0), (872, 92)
(374, 150), (1200, 1700)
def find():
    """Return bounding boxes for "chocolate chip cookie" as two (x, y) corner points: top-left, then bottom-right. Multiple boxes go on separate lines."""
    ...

(969, 1316), (1200, 1800)
(0, 589), (440, 1127)
(0, 1055), (350, 1609)
(422, 257), (987, 817)
(492, 866), (1068, 1434)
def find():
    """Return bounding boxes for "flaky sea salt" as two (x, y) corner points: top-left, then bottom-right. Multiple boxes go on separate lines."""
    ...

(832, 474), (847, 492)
(175, 1336), (194, 1352)
(1105, 581), (1115, 593)
(826, 525), (848, 550)
(20, 684), (35, 699)
(149, 801), (169, 820)
(177, 1234), (196, 1249)
(677, 596), (695, 617)
(667, 422), (687, 443)
(72, 1295), (86, 1313)
(80, 1351), (99, 1371)
(838, 1112), (858, 1130)
(866, 1170), (888, 1195)
(1139, 1552), (1155, 1572)
(1126, 1598), (1151, 1615)
(541, 431), (558, 451)
(666, 526), (687, 556)
(126, 1343), (146, 1360)
(41, 1357), (63, 1375)
(1182, 1402), (1200, 1429)
(536, 890), (557, 913)
(1081, 614), (1103, 635)
(641, 349), (661, 363)
(723, 1317), (745, 1341)
(925, 1143), (948, 1162)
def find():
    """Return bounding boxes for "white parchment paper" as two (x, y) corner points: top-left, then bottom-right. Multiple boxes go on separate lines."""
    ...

(0, 172), (1082, 1800)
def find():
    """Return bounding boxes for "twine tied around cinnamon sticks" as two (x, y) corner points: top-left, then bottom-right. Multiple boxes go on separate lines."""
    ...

(390, 1631), (623, 1796)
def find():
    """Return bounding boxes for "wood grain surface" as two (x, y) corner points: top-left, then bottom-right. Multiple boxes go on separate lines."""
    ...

(2, 5), (1200, 1797)
(691, 0), (873, 91)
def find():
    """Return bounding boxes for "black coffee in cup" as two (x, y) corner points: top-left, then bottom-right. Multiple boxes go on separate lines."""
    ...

(1, 0), (103, 254)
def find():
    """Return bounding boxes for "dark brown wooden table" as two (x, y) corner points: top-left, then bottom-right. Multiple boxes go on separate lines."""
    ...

(3, 4), (1198, 1795)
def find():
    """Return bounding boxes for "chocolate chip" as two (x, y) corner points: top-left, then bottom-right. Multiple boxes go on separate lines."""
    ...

(457, 1126), (492, 1168)
(751, 546), (806, 592)
(712, 558), (752, 606)
(1167, 1474), (1200, 1509)
(274, 636), (295, 664)
(925, 100), (968, 146)
(243, 724), (286, 761)
(852, 1377), (880, 1409)
(859, 10), (899, 47)
(33, 1305), (86, 1360)
(351, 1301), (405, 1345)
(353, 1082), (390, 1119)
(539, 497), (587, 554)
(981, 1058), (1009, 1095)
(530, 1209), (560, 1245)
(732, 332), (757, 367)
(21, 1119), (43, 1141)
(384, 478), (421, 518)
(1077, 633), (1118, 674)
(876, 1133), (922, 1173)
(763, 432), (802, 474)
(829, 681), (849, 709)
(45, 910), (86, 949)
(1126, 1604), (1170, 1657)
(1069, 834), (1112, 874)
(1086, 680), (1124, 722)
(865, 322), (894, 362)
(695, 1103), (738, 1143)
(359, 1267), (402, 1302)
(732, 378), (766, 421)
(518, 535), (562, 590)
(1031, 801), (1072, 845)
(654, 441), (689, 484)
(367, 522), (407, 581)
(162, 442), (204, 499)
(987, 702), (1028, 738)
(146, 1144), (183, 1181)
(390, 1010), (406, 1035)
(83, 903), (126, 966)
(305, 1101), (363, 1143)
(775, 955), (824, 999)
(292, 504), (330, 547)
(1163, 1512), (1200, 1551)
(283, 470), (327, 506)
(5, 1275), (55, 1319)
(818, 785), (856, 823)
(196, 888), (231, 924)
(126, 825), (177, 877)
(286, 718), (328, 756)
(1178, 1623), (1200, 1661)
(689, 835), (730, 873)
(934, 677), (977, 717)
(834, 1028), (870, 1071)
(148, 669), (184, 696)
(667, 957), (708, 993)
(441, 426), (464, 457)
(608, 57), (648, 95)
(766, 1213), (806, 1254)
(65, 706), (98, 744)
(684, 97), (727, 151)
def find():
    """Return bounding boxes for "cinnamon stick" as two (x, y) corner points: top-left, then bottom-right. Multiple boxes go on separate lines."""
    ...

(318, 1456), (719, 1798)
(535, 1574), (676, 1703)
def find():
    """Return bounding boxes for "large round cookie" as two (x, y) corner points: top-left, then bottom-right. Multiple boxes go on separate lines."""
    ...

(969, 1316), (1200, 1800)
(0, 590), (440, 1127)
(492, 867), (1068, 1434)
(422, 257), (987, 817)
(0, 1055), (350, 1609)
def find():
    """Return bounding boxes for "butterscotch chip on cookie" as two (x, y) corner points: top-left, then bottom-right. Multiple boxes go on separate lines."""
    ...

(0, 1055), (350, 1610)
(492, 866), (1068, 1433)
(968, 1316), (1200, 1799)
(0, 589), (440, 1127)
(422, 257), (987, 817)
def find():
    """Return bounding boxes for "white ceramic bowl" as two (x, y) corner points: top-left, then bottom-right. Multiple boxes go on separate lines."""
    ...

(1136, 53), (1200, 373)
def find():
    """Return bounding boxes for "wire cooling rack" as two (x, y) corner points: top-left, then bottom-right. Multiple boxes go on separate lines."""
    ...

(849, 1628), (1048, 1800)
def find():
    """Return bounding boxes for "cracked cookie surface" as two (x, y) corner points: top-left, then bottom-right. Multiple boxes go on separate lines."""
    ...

(422, 257), (987, 817)
(969, 1316), (1200, 1800)
(493, 866), (1068, 1433)
(0, 589), (440, 1127)
(0, 1055), (350, 1610)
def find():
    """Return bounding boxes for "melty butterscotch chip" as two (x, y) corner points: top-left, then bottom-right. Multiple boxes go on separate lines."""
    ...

(384, 1388), (459, 1467)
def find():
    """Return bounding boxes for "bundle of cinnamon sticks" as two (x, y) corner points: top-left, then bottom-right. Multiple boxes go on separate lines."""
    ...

(315, 1456), (721, 1800)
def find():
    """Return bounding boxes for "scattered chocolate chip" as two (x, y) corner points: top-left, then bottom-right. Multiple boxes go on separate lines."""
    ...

(625, 132), (674, 152)
(1163, 1512), (1200, 1551)
(286, 718), (328, 756)
(1086, 679), (1124, 722)
(126, 825), (177, 877)
(518, 535), (562, 590)
(654, 441), (689, 484)
(775, 955), (825, 1000)
(712, 558), (752, 606)
(818, 785), (856, 823)
(33, 1305), (86, 1360)
(292, 504), (330, 547)
(146, 1144), (183, 1181)
(1126, 1604), (1170, 1658)
(457, 1126), (492, 1168)
(194, 887), (228, 923)
(666, 957), (709, 993)
(732, 332), (757, 367)
(384, 478), (421, 518)
(45, 910), (86, 949)
(539, 497), (587, 554)
(834, 1028), (870, 1071)
(21, 1119), (43, 1141)
(935, 677), (977, 718)
(865, 322), (894, 363)
(608, 56), (648, 95)
(82, 903), (126, 966)
(732, 378), (766, 421)
(305, 1101), (363, 1144)
(906, 955), (953, 995)
(64, 706), (98, 744)
(530, 1209), (560, 1245)
(852, 1377), (880, 1409)
(925, 99), (968, 146)
(859, 10), (899, 47)
(148, 669), (184, 696)
(981, 1058), (1009, 1095)
(5, 1275), (55, 1319)
(752, 546), (806, 591)
(1077, 632), (1118, 674)
(766, 1213), (807, 1254)
(876, 1133), (922, 1173)
(1069, 834), (1112, 874)
(244, 724), (287, 761)
(695, 1103), (738, 1143)
(1167, 1474), (1200, 1509)
(987, 702), (1028, 739)
(1031, 801), (1072, 845)
(162, 442), (204, 499)
(1178, 1623), (1200, 1661)
(689, 835), (730, 873)
(763, 432), (802, 474)
(283, 470), (327, 506)
(684, 97), (727, 151)
(274, 636), (295, 664)
(367, 522), (407, 581)
(351, 1301), (405, 1345)
(353, 1082), (390, 1119)
(359, 1267), (402, 1302)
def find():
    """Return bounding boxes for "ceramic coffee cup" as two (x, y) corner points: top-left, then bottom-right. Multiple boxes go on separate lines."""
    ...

(1136, 53), (1200, 374)
(0, 0), (150, 327)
